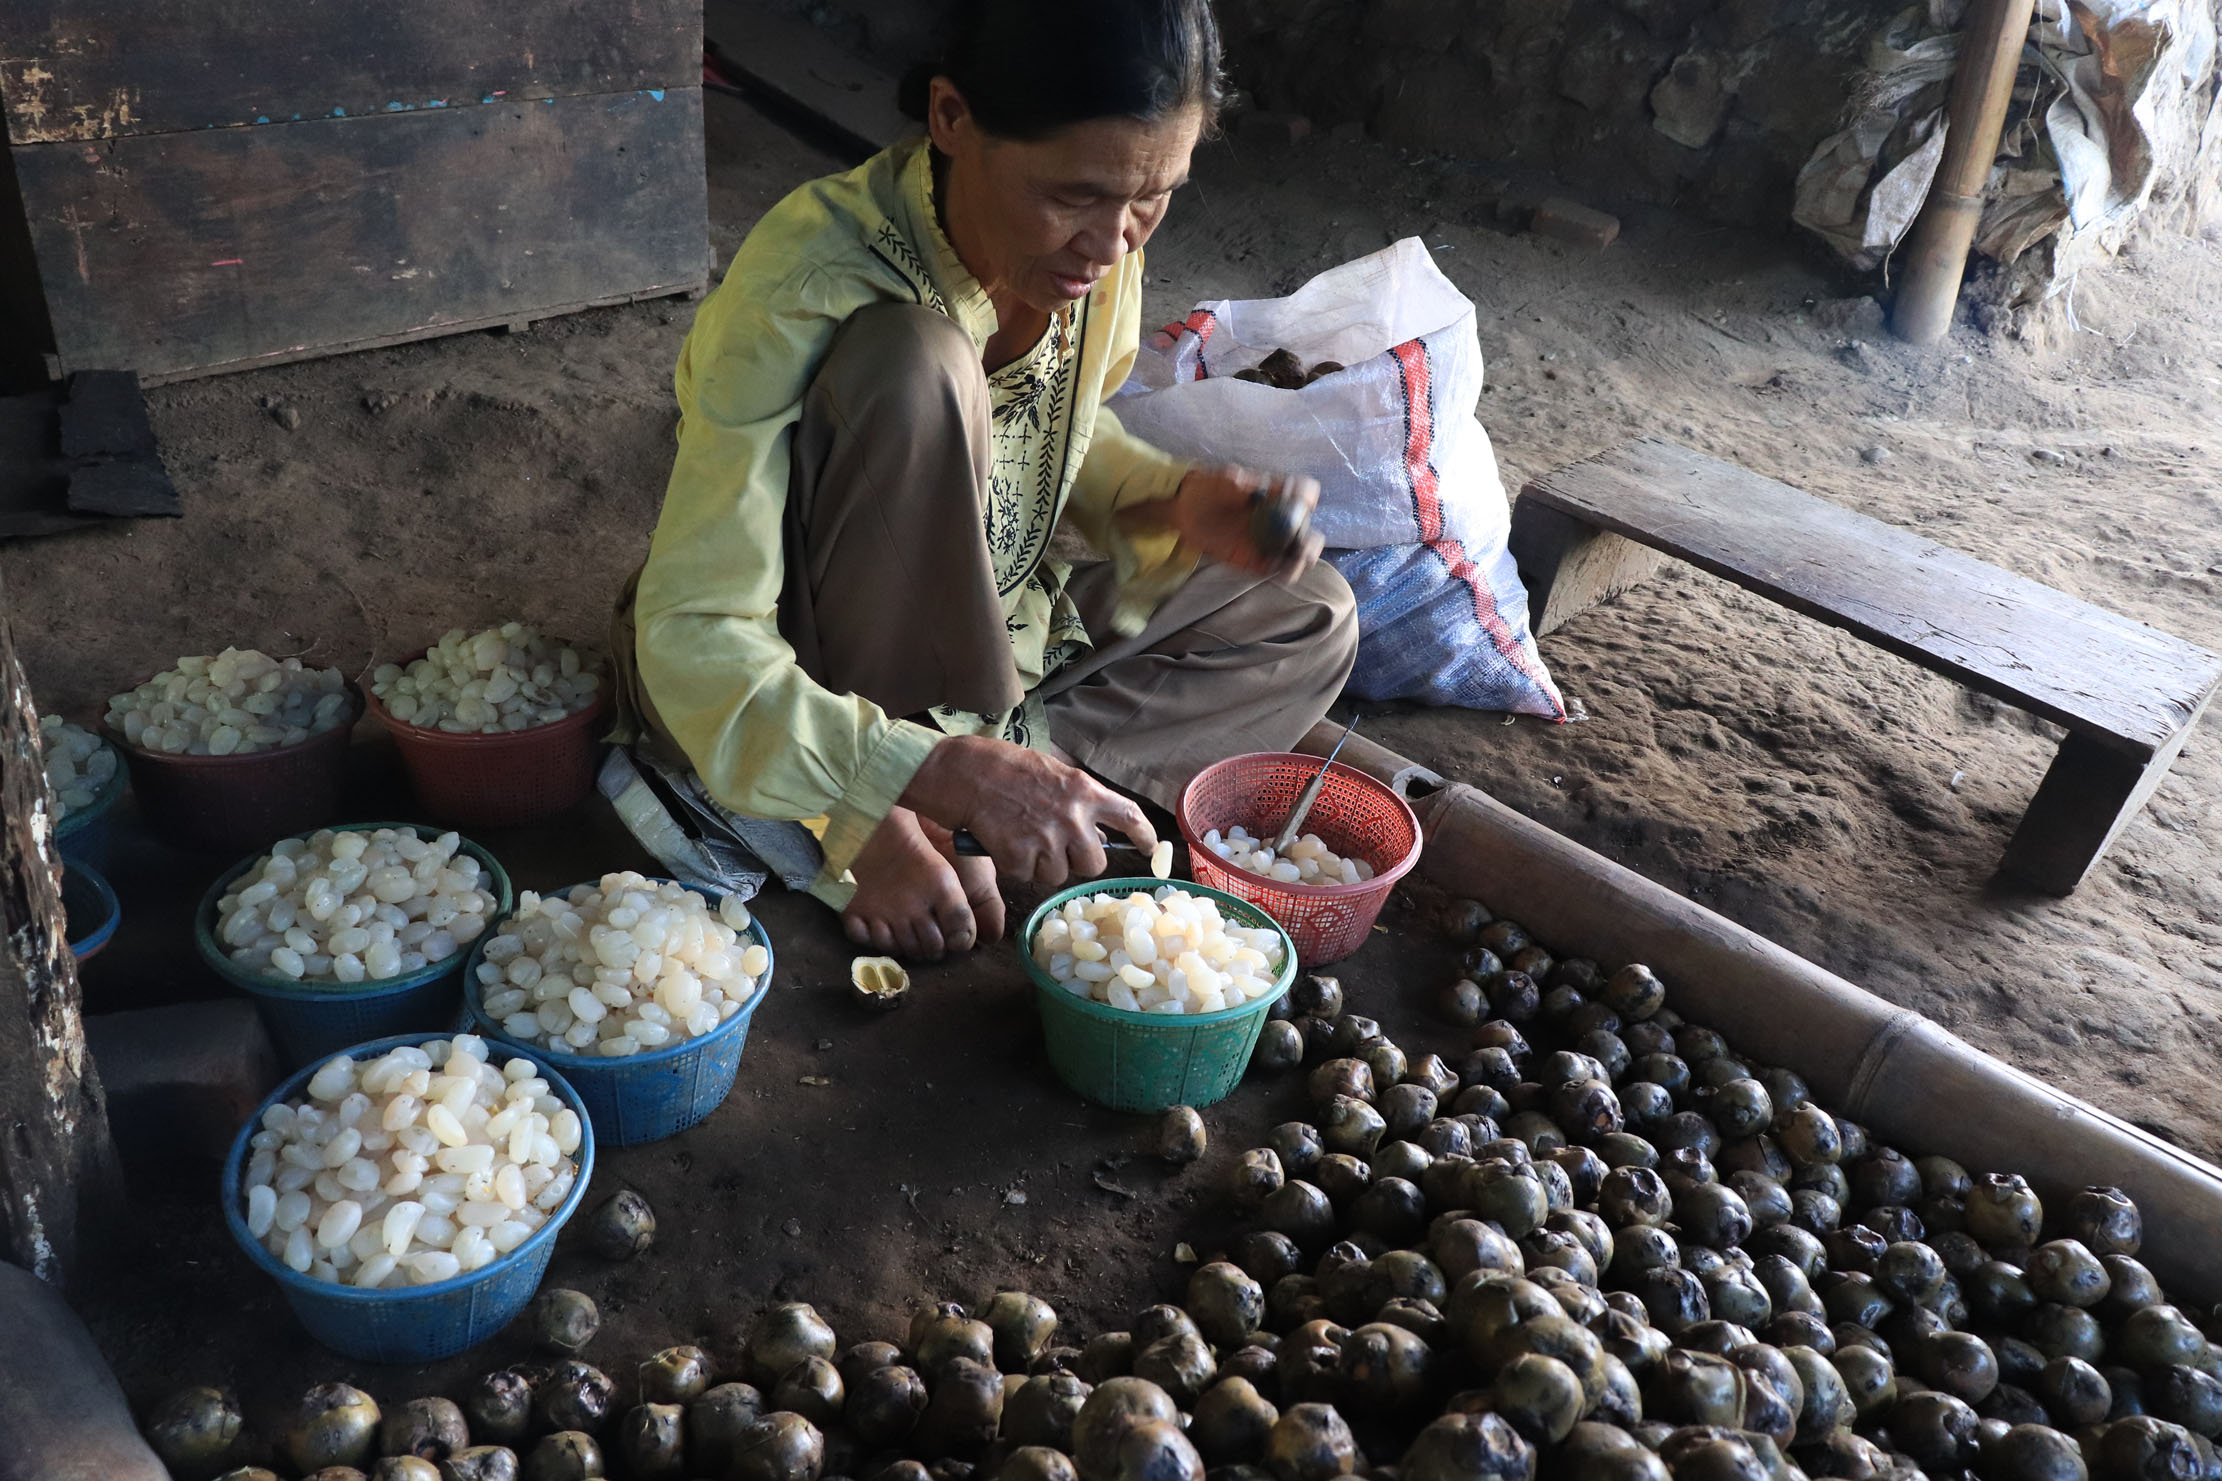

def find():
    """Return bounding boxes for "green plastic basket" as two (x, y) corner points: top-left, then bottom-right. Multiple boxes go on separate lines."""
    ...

(1022, 877), (1298, 1112)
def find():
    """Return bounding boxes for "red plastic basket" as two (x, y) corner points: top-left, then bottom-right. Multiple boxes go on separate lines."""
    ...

(103, 682), (362, 855)
(1178, 752), (1421, 968)
(365, 651), (606, 829)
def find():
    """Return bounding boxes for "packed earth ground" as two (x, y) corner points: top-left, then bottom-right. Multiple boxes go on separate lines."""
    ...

(12, 89), (2222, 1427)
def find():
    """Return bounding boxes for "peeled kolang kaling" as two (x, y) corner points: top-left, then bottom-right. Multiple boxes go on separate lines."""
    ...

(215, 827), (496, 984)
(476, 872), (766, 1057)
(238, 1035), (581, 1287)
(1203, 826), (1377, 888)
(106, 647), (351, 755)
(1032, 887), (1288, 1015)
(38, 714), (117, 822)
(371, 622), (600, 734)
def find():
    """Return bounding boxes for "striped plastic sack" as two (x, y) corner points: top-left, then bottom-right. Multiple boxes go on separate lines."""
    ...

(1114, 238), (1564, 716)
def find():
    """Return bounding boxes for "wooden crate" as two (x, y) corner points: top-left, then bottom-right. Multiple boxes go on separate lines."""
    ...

(0, 0), (708, 383)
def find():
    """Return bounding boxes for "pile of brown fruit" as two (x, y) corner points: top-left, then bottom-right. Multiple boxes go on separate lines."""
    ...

(1232, 350), (1343, 389)
(146, 902), (2222, 1481)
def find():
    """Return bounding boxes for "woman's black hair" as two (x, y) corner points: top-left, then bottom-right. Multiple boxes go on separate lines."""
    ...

(898, 0), (1224, 140)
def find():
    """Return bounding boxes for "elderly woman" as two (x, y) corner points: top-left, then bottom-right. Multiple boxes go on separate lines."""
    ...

(616, 0), (1356, 959)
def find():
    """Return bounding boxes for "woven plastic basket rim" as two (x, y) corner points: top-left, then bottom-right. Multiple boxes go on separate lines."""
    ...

(220, 1030), (595, 1307)
(459, 877), (773, 1072)
(363, 646), (607, 751)
(1021, 876), (1299, 1026)
(101, 680), (364, 768)
(54, 739), (128, 839)
(64, 859), (121, 958)
(1176, 753), (1424, 897)
(195, 823), (515, 1000)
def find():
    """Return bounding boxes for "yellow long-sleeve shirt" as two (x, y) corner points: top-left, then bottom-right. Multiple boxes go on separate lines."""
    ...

(631, 137), (1197, 905)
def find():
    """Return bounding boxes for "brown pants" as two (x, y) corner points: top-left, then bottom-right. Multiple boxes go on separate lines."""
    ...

(622, 301), (1358, 812)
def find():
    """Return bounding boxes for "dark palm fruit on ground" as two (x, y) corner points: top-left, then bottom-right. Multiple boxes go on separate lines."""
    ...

(2027, 1239), (2114, 1307)
(522, 1430), (602, 1481)
(146, 1385), (245, 1478)
(1292, 974), (1345, 1019)
(688, 1382), (769, 1472)
(1263, 1401), (1358, 1481)
(1362, 1039), (1410, 1088)
(1255, 1019), (1305, 1070)
(616, 1403), (686, 1480)
(1004, 1372), (1093, 1451)
(1297, 1015), (1339, 1064)
(584, 1188), (656, 1260)
(1441, 899), (1491, 944)
(1440, 978), (1486, 1027)
(1159, 1106), (1207, 1165)
(1073, 1376), (1182, 1480)
(772, 1356), (846, 1427)
(638, 1345), (714, 1405)
(533, 1288), (600, 1355)
(464, 1369), (538, 1447)
(159, 918), (2221, 1481)
(289, 1384), (383, 1474)
(1320, 1018), (1375, 1061)
(2067, 1186), (2144, 1256)
(375, 1457), (443, 1481)
(730, 1411), (825, 1481)
(534, 1363), (614, 1436)
(440, 1450), (521, 1481)
(1485, 971), (1541, 1023)
(382, 1397), (469, 1462)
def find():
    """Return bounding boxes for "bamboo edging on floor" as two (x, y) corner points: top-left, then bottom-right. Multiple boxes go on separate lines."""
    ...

(1299, 723), (2222, 1303)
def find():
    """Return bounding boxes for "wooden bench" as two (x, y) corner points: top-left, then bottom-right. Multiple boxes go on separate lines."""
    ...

(1508, 438), (2222, 895)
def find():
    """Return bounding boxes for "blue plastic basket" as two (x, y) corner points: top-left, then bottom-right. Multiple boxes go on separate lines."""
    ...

(63, 859), (121, 962)
(462, 878), (771, 1146)
(55, 745), (127, 872)
(222, 1031), (594, 1363)
(1022, 878), (1299, 1112)
(196, 824), (514, 1070)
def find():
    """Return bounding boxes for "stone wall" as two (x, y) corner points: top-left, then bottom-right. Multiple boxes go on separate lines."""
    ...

(1215, 0), (1905, 229)
(764, 0), (1901, 233)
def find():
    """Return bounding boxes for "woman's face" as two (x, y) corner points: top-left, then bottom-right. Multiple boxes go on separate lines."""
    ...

(929, 79), (1202, 315)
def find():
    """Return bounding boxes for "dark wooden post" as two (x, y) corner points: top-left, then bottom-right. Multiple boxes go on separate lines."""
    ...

(0, 572), (120, 1284)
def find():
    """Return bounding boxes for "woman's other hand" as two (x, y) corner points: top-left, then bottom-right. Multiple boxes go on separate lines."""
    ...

(1166, 465), (1325, 578)
(902, 734), (1156, 888)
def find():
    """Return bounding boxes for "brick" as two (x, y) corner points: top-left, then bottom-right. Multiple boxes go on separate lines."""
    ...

(1531, 197), (1622, 251)
(0, 1261), (168, 1480)
(87, 999), (280, 1176)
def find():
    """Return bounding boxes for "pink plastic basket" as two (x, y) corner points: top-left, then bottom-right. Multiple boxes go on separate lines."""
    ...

(1178, 752), (1421, 968)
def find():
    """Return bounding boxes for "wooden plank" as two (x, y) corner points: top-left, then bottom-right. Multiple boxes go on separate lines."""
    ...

(2002, 688), (2215, 893)
(702, 0), (911, 156)
(0, 0), (699, 145)
(1524, 438), (2222, 759)
(0, 570), (120, 1285)
(14, 90), (708, 383)
(1507, 497), (1672, 638)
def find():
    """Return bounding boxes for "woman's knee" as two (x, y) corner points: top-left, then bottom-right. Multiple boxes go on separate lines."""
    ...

(812, 302), (984, 422)
(1290, 559), (1359, 668)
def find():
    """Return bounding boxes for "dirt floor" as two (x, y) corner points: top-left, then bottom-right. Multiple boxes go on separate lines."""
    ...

(15, 88), (2222, 1433)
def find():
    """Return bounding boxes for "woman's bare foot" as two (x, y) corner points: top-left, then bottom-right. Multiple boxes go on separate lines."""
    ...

(844, 806), (979, 960)
(950, 850), (1005, 945)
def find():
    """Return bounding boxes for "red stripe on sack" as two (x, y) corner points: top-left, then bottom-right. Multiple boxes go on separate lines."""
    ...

(1390, 336), (1566, 718)
(1389, 339), (1444, 539)
(1184, 309), (1220, 379)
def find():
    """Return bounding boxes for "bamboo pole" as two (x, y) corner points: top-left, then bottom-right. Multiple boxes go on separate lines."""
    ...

(1891, 0), (2040, 342)
(0, 572), (120, 1286)
(1302, 723), (2222, 1303)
